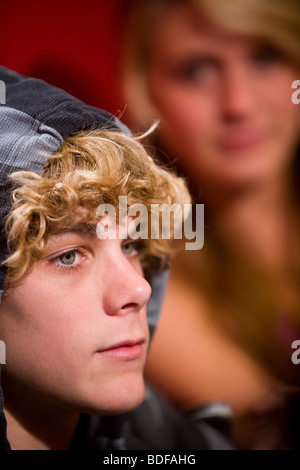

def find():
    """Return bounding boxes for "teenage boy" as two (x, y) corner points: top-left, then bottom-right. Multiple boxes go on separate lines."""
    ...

(0, 66), (232, 450)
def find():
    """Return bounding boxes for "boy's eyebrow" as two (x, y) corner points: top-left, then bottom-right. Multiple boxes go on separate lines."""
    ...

(49, 222), (97, 238)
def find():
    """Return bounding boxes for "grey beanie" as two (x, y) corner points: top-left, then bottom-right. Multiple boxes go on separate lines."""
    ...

(0, 66), (129, 294)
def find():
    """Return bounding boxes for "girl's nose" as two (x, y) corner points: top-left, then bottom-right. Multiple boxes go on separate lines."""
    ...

(222, 66), (256, 122)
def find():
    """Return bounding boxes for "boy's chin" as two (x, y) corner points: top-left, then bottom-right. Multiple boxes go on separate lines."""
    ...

(103, 381), (146, 416)
(79, 378), (146, 416)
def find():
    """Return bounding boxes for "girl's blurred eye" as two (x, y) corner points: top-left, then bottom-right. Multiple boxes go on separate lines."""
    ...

(252, 45), (281, 68)
(172, 58), (217, 84)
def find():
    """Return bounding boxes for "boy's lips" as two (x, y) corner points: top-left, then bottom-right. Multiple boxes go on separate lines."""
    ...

(97, 338), (146, 360)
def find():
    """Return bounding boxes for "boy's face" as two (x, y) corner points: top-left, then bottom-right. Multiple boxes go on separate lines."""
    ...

(0, 216), (151, 415)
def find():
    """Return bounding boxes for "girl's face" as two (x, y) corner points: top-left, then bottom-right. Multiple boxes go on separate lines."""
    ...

(0, 217), (151, 416)
(148, 4), (300, 191)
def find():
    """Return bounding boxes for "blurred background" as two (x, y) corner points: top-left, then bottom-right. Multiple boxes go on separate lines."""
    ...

(0, 0), (127, 113)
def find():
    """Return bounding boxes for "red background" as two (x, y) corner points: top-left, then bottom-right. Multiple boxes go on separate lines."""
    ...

(0, 0), (127, 114)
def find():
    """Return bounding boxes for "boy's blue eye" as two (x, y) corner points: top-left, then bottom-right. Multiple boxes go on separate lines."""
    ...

(121, 243), (136, 255)
(59, 251), (76, 265)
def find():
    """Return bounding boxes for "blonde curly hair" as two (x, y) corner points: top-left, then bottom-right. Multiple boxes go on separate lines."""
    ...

(3, 128), (190, 286)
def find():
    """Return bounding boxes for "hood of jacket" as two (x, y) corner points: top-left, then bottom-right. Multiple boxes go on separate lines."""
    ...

(0, 66), (168, 449)
(0, 65), (167, 328)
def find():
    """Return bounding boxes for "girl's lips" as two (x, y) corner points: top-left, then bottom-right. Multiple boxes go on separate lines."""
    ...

(97, 339), (146, 360)
(219, 133), (263, 152)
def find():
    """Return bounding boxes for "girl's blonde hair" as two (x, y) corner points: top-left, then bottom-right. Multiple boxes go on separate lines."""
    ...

(3, 128), (190, 286)
(121, 0), (300, 130)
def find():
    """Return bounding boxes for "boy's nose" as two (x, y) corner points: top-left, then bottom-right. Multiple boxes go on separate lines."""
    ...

(101, 254), (152, 317)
